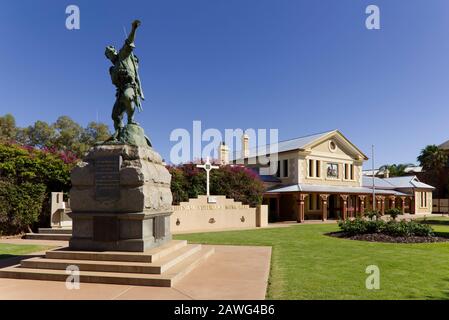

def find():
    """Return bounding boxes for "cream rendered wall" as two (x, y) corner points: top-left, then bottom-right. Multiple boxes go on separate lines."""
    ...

(274, 150), (299, 185)
(298, 138), (363, 187)
(414, 190), (433, 214)
(241, 150), (299, 185)
(171, 195), (268, 233)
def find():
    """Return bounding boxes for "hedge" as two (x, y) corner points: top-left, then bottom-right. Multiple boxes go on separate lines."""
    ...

(0, 143), (76, 234)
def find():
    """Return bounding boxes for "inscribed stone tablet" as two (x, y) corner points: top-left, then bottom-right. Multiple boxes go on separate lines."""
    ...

(95, 155), (121, 201)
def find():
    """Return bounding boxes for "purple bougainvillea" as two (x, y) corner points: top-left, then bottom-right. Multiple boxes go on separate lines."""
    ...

(167, 162), (264, 207)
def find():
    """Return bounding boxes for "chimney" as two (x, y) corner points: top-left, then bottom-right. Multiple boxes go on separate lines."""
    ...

(384, 168), (390, 178)
(242, 133), (249, 158)
(219, 142), (229, 165)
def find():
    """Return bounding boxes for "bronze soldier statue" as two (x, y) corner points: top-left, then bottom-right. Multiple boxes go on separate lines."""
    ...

(105, 20), (145, 141)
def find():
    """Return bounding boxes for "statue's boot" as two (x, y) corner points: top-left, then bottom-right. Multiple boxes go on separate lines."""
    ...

(127, 118), (139, 126)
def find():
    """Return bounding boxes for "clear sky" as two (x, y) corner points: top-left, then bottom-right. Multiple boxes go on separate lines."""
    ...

(1, 0), (449, 167)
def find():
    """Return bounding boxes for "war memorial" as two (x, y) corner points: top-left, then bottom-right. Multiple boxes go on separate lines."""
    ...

(0, 20), (215, 287)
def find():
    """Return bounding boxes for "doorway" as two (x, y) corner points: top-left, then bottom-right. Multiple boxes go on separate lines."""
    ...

(328, 195), (341, 219)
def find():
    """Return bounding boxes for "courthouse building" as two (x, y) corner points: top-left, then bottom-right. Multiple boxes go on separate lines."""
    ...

(230, 130), (434, 222)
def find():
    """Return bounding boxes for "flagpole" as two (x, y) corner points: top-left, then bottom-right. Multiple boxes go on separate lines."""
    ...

(372, 144), (376, 211)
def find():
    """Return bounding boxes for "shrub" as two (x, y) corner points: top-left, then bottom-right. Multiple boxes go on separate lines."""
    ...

(0, 142), (75, 234)
(338, 219), (367, 236)
(338, 218), (434, 238)
(364, 210), (381, 221)
(407, 221), (434, 237)
(0, 180), (46, 235)
(167, 163), (265, 207)
(383, 220), (434, 237)
(338, 218), (385, 236)
(383, 220), (411, 237)
(386, 207), (402, 220)
(0, 143), (75, 188)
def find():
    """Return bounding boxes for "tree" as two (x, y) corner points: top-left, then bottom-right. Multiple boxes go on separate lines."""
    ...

(81, 122), (111, 146)
(0, 143), (75, 234)
(417, 145), (447, 172)
(0, 114), (17, 142)
(0, 113), (111, 159)
(53, 116), (85, 155)
(23, 120), (56, 148)
(0, 180), (46, 234)
(417, 145), (449, 198)
(378, 163), (414, 177)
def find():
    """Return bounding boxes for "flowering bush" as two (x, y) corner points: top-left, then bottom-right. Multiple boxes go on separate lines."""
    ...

(167, 162), (265, 207)
(0, 142), (75, 234)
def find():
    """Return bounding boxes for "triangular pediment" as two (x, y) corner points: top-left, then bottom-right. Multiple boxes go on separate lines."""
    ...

(304, 130), (368, 160)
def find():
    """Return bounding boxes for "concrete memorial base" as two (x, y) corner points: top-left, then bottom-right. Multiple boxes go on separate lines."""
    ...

(68, 212), (171, 252)
(0, 240), (215, 287)
(69, 136), (173, 252)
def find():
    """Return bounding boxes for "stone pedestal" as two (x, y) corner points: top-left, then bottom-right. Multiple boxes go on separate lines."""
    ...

(68, 132), (173, 252)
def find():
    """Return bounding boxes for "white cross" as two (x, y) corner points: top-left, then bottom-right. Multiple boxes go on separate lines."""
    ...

(196, 157), (219, 197)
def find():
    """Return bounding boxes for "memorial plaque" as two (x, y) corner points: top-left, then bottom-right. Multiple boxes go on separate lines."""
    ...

(154, 216), (165, 240)
(93, 216), (119, 242)
(95, 155), (121, 201)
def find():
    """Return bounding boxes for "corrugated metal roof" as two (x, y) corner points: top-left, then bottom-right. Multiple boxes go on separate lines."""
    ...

(232, 130), (334, 160)
(363, 166), (423, 175)
(382, 176), (434, 190)
(362, 176), (396, 189)
(404, 166), (423, 173)
(438, 139), (449, 150)
(411, 180), (434, 189)
(266, 184), (408, 196)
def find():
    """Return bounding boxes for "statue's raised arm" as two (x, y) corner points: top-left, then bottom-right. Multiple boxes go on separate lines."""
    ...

(129, 20), (140, 41)
(105, 19), (148, 145)
(119, 20), (141, 60)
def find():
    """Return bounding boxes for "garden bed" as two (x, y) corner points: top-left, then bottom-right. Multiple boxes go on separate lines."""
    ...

(327, 231), (449, 243)
(332, 214), (449, 243)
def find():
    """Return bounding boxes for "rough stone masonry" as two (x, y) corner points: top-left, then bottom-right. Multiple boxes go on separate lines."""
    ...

(68, 139), (173, 252)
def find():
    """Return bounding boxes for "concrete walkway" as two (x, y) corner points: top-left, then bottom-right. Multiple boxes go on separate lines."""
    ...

(0, 241), (271, 300)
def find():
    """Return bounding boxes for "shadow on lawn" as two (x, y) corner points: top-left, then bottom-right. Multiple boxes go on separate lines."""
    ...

(0, 254), (43, 268)
(0, 254), (16, 260)
(434, 232), (449, 238)
(421, 278), (449, 300)
(420, 219), (449, 226)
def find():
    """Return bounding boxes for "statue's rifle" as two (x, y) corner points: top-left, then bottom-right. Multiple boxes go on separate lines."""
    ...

(123, 26), (144, 113)
(131, 52), (144, 113)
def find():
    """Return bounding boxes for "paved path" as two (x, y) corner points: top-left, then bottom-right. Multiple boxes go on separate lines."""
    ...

(0, 243), (271, 300)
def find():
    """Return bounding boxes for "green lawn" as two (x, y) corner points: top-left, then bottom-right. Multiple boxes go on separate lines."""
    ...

(174, 224), (449, 300)
(415, 216), (449, 235)
(415, 215), (449, 223)
(0, 243), (53, 260)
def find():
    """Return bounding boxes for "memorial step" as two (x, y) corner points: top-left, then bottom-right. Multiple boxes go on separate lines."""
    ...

(20, 244), (202, 274)
(45, 240), (187, 263)
(0, 247), (214, 287)
(24, 233), (72, 241)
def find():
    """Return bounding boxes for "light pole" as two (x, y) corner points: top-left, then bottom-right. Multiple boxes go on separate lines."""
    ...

(372, 144), (376, 212)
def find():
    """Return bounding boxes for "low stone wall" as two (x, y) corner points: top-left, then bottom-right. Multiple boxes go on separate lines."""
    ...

(171, 195), (268, 233)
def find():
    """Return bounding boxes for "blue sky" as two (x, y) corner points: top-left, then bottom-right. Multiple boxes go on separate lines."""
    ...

(1, 0), (449, 167)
